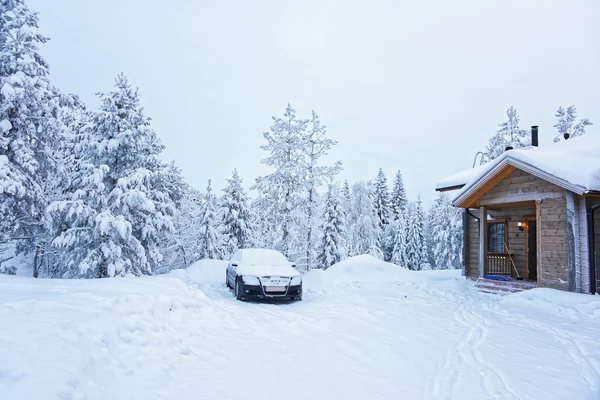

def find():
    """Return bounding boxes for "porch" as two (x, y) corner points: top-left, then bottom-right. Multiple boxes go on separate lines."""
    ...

(464, 201), (540, 285)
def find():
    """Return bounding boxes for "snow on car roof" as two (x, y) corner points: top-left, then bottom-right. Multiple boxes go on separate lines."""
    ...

(436, 133), (600, 198)
(236, 248), (290, 266)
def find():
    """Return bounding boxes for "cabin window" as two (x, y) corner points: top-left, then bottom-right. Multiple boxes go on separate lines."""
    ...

(488, 222), (506, 253)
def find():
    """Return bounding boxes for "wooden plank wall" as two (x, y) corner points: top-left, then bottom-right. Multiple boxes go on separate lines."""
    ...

(539, 197), (569, 290)
(488, 206), (536, 278)
(466, 211), (479, 278)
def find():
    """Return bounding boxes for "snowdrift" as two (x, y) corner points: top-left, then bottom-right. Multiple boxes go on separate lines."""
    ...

(304, 255), (411, 288)
(501, 287), (600, 322)
(168, 259), (228, 286)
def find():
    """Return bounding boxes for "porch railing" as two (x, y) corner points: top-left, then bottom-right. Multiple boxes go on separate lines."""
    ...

(487, 253), (511, 275)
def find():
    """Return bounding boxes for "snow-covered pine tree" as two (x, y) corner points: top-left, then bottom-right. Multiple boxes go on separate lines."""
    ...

(301, 111), (342, 270)
(316, 184), (346, 269)
(196, 180), (222, 260)
(253, 104), (309, 258)
(0, 0), (64, 266)
(485, 106), (530, 160)
(405, 195), (427, 270)
(221, 169), (252, 256)
(248, 192), (278, 249)
(390, 170), (408, 220)
(349, 181), (382, 258)
(553, 105), (593, 142)
(48, 74), (175, 278)
(158, 184), (202, 272)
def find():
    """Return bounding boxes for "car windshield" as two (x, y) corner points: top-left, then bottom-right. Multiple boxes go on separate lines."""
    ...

(237, 249), (289, 266)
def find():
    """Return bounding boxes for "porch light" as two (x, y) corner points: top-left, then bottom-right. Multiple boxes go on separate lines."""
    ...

(518, 221), (527, 231)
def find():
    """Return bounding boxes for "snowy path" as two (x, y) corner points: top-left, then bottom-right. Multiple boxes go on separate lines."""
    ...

(1, 258), (599, 400)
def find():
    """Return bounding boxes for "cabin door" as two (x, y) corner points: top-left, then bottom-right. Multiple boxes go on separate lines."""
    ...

(526, 219), (537, 281)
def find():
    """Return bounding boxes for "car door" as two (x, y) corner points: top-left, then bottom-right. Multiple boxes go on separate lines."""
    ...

(227, 251), (241, 286)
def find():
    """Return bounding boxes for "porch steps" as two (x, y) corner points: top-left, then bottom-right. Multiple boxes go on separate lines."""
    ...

(474, 278), (537, 295)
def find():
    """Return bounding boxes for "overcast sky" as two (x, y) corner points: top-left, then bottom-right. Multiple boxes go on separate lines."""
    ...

(29, 0), (600, 205)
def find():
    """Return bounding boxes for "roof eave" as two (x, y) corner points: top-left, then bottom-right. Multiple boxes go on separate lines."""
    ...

(452, 156), (587, 208)
(435, 184), (465, 192)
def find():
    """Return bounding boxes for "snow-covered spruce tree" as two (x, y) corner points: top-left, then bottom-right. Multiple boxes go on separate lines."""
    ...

(342, 179), (352, 212)
(301, 111), (342, 270)
(0, 0), (65, 267)
(341, 179), (353, 254)
(48, 74), (175, 278)
(372, 168), (393, 261)
(390, 170), (408, 220)
(349, 181), (382, 258)
(424, 206), (437, 269)
(405, 195), (427, 270)
(221, 169), (252, 256)
(196, 180), (222, 260)
(485, 106), (530, 160)
(253, 104), (309, 259)
(316, 184), (346, 269)
(553, 105), (593, 142)
(373, 168), (391, 228)
(390, 212), (409, 268)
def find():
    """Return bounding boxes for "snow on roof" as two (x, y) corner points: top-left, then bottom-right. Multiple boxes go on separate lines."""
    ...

(436, 133), (600, 200)
(435, 163), (487, 191)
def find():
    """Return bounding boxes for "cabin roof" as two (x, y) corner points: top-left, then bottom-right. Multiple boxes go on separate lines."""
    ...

(435, 133), (600, 206)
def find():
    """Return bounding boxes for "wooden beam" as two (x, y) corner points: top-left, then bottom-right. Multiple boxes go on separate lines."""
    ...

(462, 209), (468, 277)
(536, 200), (541, 286)
(479, 206), (488, 278)
(486, 200), (537, 211)
(566, 191), (577, 292)
(480, 192), (563, 206)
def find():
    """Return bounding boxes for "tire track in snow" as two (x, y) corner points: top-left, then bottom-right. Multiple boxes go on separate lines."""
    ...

(422, 291), (519, 400)
(458, 304), (519, 400)
(421, 299), (470, 400)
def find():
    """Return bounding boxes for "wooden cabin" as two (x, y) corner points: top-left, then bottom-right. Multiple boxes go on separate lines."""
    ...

(436, 128), (600, 294)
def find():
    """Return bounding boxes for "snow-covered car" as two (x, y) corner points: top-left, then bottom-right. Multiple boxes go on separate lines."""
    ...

(226, 248), (302, 301)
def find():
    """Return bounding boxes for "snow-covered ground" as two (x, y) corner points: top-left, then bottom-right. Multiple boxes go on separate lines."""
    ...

(1, 255), (599, 400)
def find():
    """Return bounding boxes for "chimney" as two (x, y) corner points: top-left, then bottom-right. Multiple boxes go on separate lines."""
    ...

(531, 125), (539, 147)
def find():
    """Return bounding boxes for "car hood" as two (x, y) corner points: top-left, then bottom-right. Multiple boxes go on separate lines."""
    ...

(236, 264), (301, 278)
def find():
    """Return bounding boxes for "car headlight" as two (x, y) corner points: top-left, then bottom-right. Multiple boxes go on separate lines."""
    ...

(241, 275), (261, 286)
(290, 276), (302, 286)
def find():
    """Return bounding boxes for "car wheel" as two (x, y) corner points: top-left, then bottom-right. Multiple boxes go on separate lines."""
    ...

(235, 277), (245, 301)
